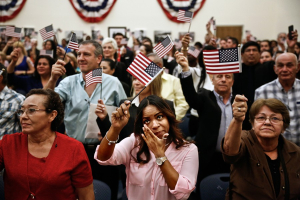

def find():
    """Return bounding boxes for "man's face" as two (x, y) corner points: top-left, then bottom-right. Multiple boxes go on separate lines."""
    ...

(212, 74), (234, 95)
(277, 33), (287, 44)
(260, 41), (270, 51)
(114, 35), (123, 48)
(77, 44), (102, 75)
(220, 40), (227, 49)
(226, 39), (235, 48)
(274, 53), (299, 83)
(242, 46), (260, 66)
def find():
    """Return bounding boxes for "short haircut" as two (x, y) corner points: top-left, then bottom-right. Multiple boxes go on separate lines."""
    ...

(249, 98), (290, 130)
(275, 53), (298, 67)
(261, 40), (270, 45)
(146, 53), (163, 67)
(228, 37), (239, 45)
(26, 89), (64, 131)
(0, 63), (7, 85)
(194, 42), (203, 49)
(241, 41), (260, 53)
(141, 44), (153, 55)
(261, 50), (273, 57)
(113, 32), (124, 38)
(101, 58), (115, 70)
(102, 38), (118, 50)
(80, 40), (103, 57)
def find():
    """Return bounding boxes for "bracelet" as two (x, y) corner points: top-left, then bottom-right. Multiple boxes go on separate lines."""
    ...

(105, 134), (119, 145)
(181, 47), (188, 51)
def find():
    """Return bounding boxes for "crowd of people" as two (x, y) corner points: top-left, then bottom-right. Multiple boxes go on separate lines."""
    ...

(0, 21), (300, 200)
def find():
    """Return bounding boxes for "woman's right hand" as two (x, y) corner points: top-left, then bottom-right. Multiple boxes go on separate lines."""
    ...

(111, 101), (131, 131)
(95, 99), (108, 121)
(232, 95), (248, 122)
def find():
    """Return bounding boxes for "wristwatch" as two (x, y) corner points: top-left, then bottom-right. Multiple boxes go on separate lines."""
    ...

(156, 156), (167, 166)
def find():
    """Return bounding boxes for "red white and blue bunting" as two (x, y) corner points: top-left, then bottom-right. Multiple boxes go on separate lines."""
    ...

(0, 0), (27, 22)
(69, 0), (117, 23)
(157, 0), (206, 23)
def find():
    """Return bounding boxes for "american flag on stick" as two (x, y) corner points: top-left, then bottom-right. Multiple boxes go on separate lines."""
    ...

(40, 50), (53, 58)
(85, 68), (102, 88)
(5, 26), (22, 38)
(188, 46), (201, 58)
(127, 53), (163, 86)
(153, 35), (174, 58)
(177, 10), (193, 23)
(67, 32), (79, 50)
(203, 47), (242, 74)
(120, 38), (128, 45)
(39, 25), (55, 41)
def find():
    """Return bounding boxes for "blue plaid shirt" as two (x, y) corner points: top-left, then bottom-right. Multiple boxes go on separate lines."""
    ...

(255, 78), (300, 146)
(0, 86), (25, 139)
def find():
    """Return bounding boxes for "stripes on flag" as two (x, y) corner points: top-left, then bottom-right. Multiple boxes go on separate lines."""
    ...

(5, 26), (22, 38)
(203, 47), (242, 74)
(39, 25), (54, 41)
(85, 68), (102, 87)
(120, 38), (128, 45)
(67, 33), (79, 50)
(40, 50), (53, 58)
(153, 35), (174, 58)
(188, 46), (200, 58)
(177, 10), (193, 23)
(126, 53), (163, 86)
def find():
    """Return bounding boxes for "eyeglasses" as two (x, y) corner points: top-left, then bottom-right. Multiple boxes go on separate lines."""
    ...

(17, 108), (48, 116)
(255, 116), (283, 124)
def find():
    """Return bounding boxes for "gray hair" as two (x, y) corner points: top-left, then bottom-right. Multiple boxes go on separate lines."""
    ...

(102, 38), (118, 50)
(80, 40), (103, 57)
(147, 53), (163, 67)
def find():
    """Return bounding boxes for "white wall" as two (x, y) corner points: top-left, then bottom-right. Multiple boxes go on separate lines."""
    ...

(1, 0), (299, 48)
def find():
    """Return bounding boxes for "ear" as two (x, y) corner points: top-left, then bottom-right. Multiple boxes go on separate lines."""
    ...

(273, 65), (278, 75)
(97, 55), (103, 65)
(48, 110), (58, 123)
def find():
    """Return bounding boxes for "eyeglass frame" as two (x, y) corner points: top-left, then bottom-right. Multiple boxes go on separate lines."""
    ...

(16, 108), (51, 116)
(254, 116), (284, 124)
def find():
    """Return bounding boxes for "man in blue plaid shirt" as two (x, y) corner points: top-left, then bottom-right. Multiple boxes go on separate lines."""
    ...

(255, 53), (300, 146)
(0, 64), (24, 139)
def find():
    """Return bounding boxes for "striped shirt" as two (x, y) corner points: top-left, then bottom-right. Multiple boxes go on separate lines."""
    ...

(0, 86), (25, 139)
(255, 78), (300, 146)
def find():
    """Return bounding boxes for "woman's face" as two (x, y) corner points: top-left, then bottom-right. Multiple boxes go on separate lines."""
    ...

(142, 105), (170, 139)
(14, 47), (22, 54)
(252, 105), (284, 142)
(20, 95), (54, 134)
(37, 58), (51, 76)
(45, 41), (52, 50)
(139, 45), (146, 55)
(101, 61), (114, 75)
(103, 43), (116, 59)
(294, 44), (300, 54)
(260, 51), (272, 64)
(132, 78), (150, 96)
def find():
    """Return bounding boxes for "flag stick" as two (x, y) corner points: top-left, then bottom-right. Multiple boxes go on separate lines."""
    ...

(100, 82), (102, 100)
(131, 86), (147, 103)
(187, 21), (192, 33)
(54, 34), (58, 46)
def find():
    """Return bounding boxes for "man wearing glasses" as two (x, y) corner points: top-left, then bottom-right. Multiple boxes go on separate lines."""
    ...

(255, 53), (300, 146)
(0, 64), (25, 139)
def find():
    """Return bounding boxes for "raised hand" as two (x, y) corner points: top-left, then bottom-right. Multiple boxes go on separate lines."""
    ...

(232, 95), (248, 122)
(181, 33), (190, 49)
(51, 60), (66, 81)
(95, 99), (108, 121)
(111, 101), (131, 131)
(141, 124), (168, 158)
(174, 51), (189, 71)
(10, 49), (19, 63)
(287, 30), (298, 48)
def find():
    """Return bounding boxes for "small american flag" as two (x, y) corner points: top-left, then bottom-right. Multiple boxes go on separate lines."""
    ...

(85, 68), (102, 87)
(153, 35), (174, 58)
(203, 47), (242, 74)
(177, 10), (193, 23)
(127, 53), (163, 86)
(39, 25), (54, 41)
(67, 33), (79, 50)
(40, 50), (53, 58)
(5, 26), (22, 38)
(188, 46), (201, 58)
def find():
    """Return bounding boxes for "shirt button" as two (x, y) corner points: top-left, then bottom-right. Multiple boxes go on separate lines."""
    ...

(257, 163), (260, 166)
(282, 186), (285, 190)
(281, 169), (283, 173)
(30, 194), (35, 199)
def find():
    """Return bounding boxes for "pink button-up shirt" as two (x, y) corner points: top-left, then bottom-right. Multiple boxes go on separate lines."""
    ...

(94, 134), (199, 200)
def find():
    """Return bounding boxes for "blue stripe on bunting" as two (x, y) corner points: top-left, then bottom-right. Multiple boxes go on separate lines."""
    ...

(76, 0), (109, 12)
(166, 0), (198, 11)
(0, 0), (18, 11)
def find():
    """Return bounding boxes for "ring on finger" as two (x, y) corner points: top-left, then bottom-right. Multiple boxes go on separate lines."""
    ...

(238, 107), (241, 112)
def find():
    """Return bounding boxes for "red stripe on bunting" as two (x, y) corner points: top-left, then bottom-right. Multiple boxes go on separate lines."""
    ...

(0, 0), (27, 22)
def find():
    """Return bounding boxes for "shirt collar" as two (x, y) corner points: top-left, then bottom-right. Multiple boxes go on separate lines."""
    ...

(275, 78), (297, 90)
(131, 95), (140, 107)
(213, 90), (232, 104)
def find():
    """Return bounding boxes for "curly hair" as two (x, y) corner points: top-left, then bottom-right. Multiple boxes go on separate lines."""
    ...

(33, 55), (55, 79)
(26, 89), (64, 131)
(131, 95), (190, 164)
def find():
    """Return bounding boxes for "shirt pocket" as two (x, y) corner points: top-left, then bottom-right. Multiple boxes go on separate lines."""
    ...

(128, 161), (149, 186)
(159, 161), (182, 186)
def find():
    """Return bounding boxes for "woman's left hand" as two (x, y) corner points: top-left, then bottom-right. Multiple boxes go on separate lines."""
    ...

(141, 124), (169, 158)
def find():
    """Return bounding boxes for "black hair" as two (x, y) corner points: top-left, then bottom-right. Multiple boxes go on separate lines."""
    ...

(241, 41), (260, 53)
(228, 37), (239, 45)
(113, 32), (124, 38)
(45, 40), (57, 60)
(194, 42), (203, 49)
(33, 55), (55, 79)
(101, 58), (115, 70)
(26, 89), (64, 131)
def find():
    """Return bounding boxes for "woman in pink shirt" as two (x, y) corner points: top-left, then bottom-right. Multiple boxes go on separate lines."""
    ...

(95, 95), (198, 200)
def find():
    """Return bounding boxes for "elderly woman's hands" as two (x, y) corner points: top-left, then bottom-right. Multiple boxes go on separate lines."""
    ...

(232, 95), (248, 122)
(141, 124), (169, 158)
(111, 101), (131, 131)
